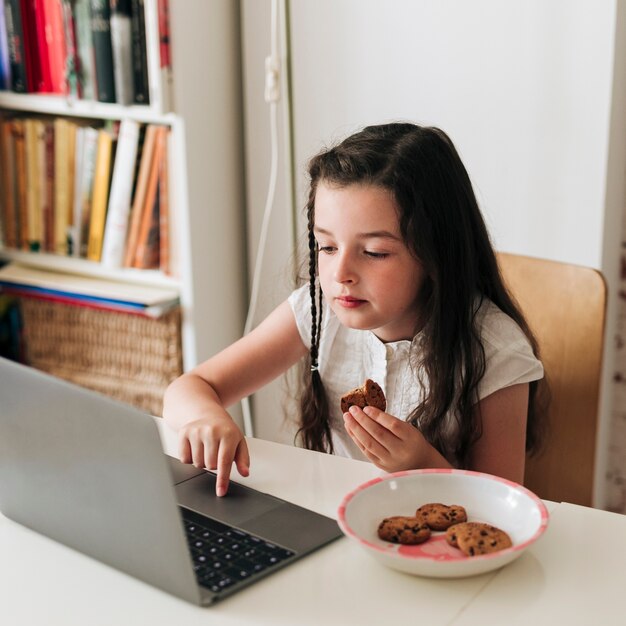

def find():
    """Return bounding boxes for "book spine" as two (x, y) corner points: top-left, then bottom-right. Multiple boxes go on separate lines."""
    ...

(77, 126), (98, 257)
(89, 0), (115, 103)
(20, 0), (40, 92)
(86, 128), (113, 261)
(0, 2), (11, 89)
(24, 118), (42, 250)
(132, 124), (164, 268)
(32, 0), (53, 92)
(53, 118), (77, 255)
(156, 0), (171, 110)
(123, 122), (155, 266)
(44, 0), (69, 94)
(110, 0), (133, 105)
(100, 119), (139, 267)
(73, 0), (95, 99)
(42, 120), (54, 252)
(0, 118), (17, 247)
(130, 0), (148, 104)
(60, 0), (80, 96)
(12, 118), (27, 249)
(4, 0), (27, 92)
(69, 125), (84, 256)
(158, 125), (169, 274)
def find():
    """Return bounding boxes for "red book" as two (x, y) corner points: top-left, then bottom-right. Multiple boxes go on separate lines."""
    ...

(32, 0), (54, 92)
(19, 0), (41, 92)
(43, 0), (68, 94)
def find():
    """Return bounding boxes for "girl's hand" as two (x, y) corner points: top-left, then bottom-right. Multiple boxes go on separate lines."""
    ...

(343, 405), (451, 472)
(178, 414), (250, 497)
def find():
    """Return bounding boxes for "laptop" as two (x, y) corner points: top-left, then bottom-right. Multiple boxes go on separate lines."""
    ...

(0, 358), (343, 606)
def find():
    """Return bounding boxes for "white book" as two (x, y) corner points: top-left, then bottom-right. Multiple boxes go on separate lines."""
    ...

(75, 127), (99, 258)
(143, 0), (172, 113)
(101, 120), (140, 267)
(110, 0), (134, 105)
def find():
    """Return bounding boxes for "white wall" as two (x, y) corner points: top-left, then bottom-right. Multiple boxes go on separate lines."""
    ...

(241, 0), (626, 505)
(289, 0), (616, 270)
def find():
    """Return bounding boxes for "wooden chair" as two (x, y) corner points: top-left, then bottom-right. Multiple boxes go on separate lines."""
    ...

(496, 252), (607, 506)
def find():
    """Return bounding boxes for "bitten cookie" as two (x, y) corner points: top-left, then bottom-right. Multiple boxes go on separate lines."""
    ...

(377, 516), (431, 545)
(340, 379), (387, 413)
(416, 503), (468, 531)
(445, 522), (513, 556)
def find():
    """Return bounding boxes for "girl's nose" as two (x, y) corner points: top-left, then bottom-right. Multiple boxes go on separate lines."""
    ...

(333, 251), (356, 283)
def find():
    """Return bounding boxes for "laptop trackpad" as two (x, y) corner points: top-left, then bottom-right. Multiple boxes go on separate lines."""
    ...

(175, 472), (283, 525)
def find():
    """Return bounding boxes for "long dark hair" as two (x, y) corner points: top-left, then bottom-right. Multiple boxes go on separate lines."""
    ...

(296, 122), (544, 466)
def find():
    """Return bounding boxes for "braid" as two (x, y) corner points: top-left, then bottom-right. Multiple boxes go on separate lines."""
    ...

(295, 193), (333, 453)
(308, 225), (319, 369)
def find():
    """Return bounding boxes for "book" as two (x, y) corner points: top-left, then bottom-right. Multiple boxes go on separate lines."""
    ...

(86, 127), (114, 261)
(100, 119), (140, 267)
(131, 124), (164, 268)
(157, 0), (171, 109)
(4, 0), (28, 92)
(110, 0), (133, 104)
(130, 0), (148, 104)
(158, 125), (169, 274)
(0, 118), (17, 248)
(143, 0), (170, 111)
(89, 0), (115, 103)
(0, 262), (180, 313)
(11, 118), (27, 249)
(0, 2), (11, 89)
(43, 0), (69, 94)
(24, 117), (44, 251)
(20, 0), (41, 92)
(42, 120), (54, 252)
(60, 0), (80, 96)
(53, 117), (77, 255)
(123, 122), (156, 266)
(32, 0), (53, 92)
(165, 127), (179, 277)
(72, 0), (95, 99)
(73, 125), (98, 257)
(68, 124), (85, 255)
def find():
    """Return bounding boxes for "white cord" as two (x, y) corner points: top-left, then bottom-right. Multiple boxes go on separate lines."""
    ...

(241, 0), (281, 438)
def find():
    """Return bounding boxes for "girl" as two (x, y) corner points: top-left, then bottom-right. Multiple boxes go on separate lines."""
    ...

(163, 122), (544, 496)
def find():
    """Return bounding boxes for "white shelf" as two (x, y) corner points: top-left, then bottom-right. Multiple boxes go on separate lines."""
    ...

(0, 249), (180, 290)
(0, 93), (175, 124)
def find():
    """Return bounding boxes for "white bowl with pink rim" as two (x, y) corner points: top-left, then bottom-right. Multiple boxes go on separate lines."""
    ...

(337, 468), (549, 578)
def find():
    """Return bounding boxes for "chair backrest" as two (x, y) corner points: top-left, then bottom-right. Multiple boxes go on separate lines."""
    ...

(496, 252), (607, 506)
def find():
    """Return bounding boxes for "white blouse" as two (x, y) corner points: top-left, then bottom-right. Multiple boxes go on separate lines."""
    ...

(288, 284), (544, 466)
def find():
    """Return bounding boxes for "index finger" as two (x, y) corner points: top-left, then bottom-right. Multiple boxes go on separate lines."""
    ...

(215, 442), (236, 497)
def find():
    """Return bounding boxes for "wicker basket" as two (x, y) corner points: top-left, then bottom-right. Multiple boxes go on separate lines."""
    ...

(18, 297), (183, 416)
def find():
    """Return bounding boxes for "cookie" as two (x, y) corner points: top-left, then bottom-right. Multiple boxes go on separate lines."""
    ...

(416, 503), (467, 531)
(377, 516), (431, 545)
(445, 522), (512, 556)
(340, 379), (387, 413)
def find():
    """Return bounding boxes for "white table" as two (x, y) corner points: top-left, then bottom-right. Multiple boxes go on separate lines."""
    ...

(0, 419), (624, 626)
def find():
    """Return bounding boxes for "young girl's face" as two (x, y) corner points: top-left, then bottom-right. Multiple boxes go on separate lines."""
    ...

(313, 182), (427, 342)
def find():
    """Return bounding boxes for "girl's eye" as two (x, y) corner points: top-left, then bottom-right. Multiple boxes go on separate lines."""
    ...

(318, 246), (336, 254)
(364, 251), (389, 259)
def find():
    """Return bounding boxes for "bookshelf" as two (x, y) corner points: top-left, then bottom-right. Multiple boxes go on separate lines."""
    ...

(0, 0), (246, 379)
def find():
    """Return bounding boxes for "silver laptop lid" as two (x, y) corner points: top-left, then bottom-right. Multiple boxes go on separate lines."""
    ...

(0, 358), (202, 605)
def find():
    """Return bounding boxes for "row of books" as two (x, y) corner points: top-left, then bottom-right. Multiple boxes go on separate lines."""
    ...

(0, 113), (175, 274)
(0, 0), (171, 107)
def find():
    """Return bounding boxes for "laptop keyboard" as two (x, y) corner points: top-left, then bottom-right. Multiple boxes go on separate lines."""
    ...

(180, 507), (296, 594)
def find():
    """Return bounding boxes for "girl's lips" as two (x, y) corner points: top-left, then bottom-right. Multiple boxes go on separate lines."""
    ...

(336, 296), (367, 309)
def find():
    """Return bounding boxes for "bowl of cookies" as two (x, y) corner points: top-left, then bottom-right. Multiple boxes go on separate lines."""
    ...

(337, 469), (549, 578)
